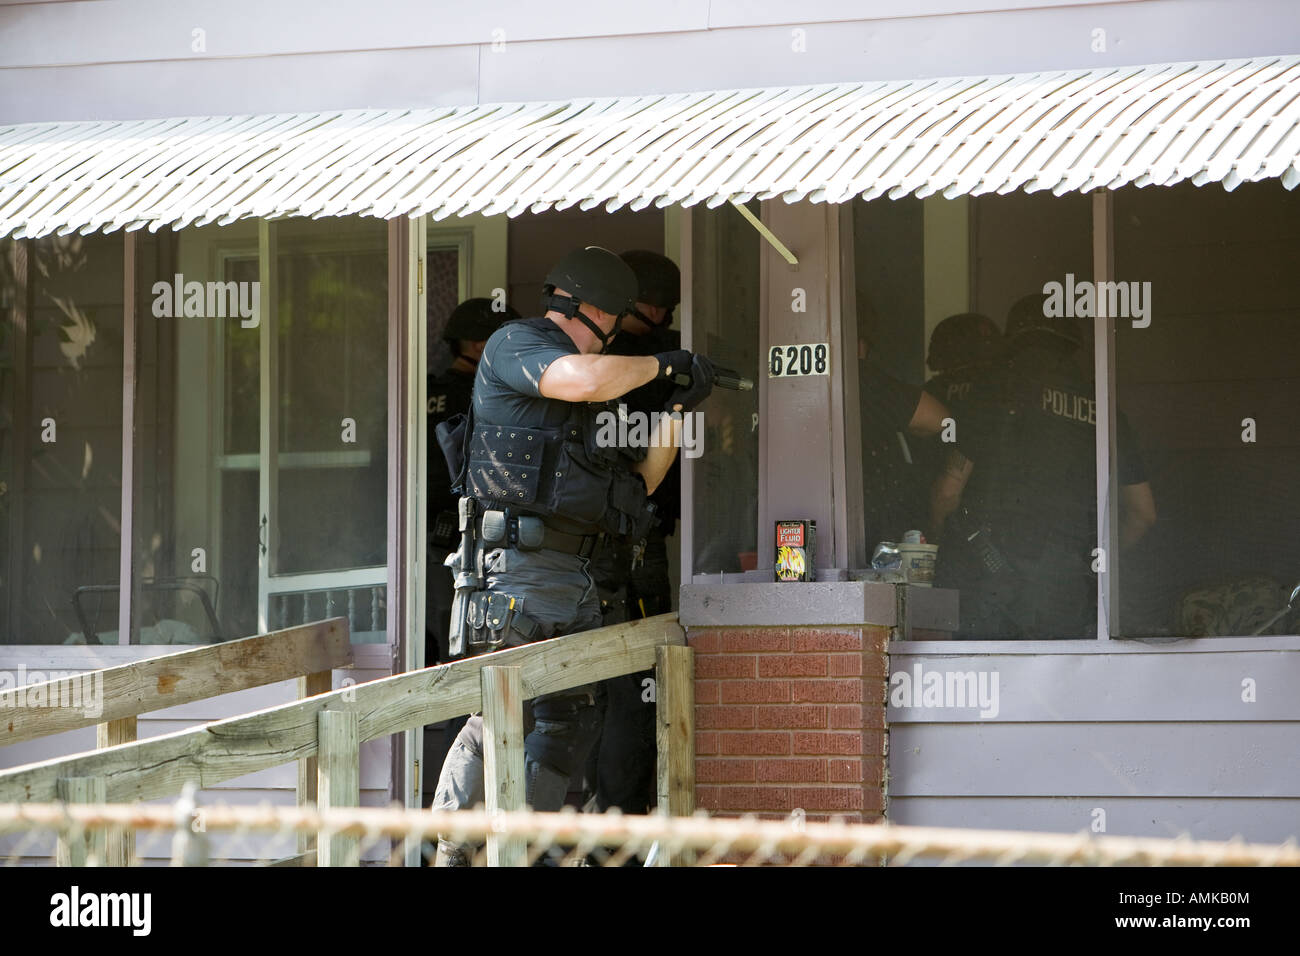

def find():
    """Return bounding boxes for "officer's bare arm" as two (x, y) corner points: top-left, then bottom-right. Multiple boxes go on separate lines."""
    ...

(931, 448), (973, 539)
(631, 416), (680, 495)
(909, 390), (950, 437)
(1119, 481), (1157, 549)
(538, 354), (660, 403)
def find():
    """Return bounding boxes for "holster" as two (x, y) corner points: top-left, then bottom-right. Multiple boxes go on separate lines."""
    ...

(447, 496), (480, 659)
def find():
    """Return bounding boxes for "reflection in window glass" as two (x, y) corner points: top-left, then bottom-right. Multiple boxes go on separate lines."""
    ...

(854, 193), (1115, 639)
(691, 204), (760, 576)
(134, 225), (259, 644)
(274, 220), (389, 576)
(3, 234), (123, 645)
(1115, 181), (1300, 638)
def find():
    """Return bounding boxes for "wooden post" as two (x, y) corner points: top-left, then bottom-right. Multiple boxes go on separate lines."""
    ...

(297, 670), (332, 855)
(55, 776), (106, 866)
(316, 709), (360, 867)
(481, 665), (525, 867)
(656, 644), (695, 866)
(96, 718), (137, 865)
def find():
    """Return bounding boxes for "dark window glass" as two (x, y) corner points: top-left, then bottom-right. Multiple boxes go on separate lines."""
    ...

(853, 192), (1102, 640)
(1114, 180), (1300, 638)
(4, 234), (123, 644)
(691, 203), (760, 576)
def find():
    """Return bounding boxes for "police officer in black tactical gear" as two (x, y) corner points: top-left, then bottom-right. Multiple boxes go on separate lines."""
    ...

(583, 250), (682, 818)
(423, 297), (519, 808)
(922, 311), (1004, 408)
(430, 246), (715, 866)
(931, 293), (1156, 639)
(427, 297), (521, 667)
(858, 328), (952, 552)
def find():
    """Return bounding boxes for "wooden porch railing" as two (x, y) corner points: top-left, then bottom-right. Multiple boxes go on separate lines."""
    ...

(0, 613), (693, 867)
(0, 618), (354, 863)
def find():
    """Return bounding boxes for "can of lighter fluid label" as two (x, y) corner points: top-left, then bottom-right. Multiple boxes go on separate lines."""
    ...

(775, 520), (816, 582)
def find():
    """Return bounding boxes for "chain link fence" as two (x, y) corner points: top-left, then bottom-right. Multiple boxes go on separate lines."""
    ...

(2, 787), (1297, 867)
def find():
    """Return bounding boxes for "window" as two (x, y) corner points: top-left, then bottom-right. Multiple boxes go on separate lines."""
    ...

(131, 218), (390, 646)
(852, 191), (1102, 639)
(1113, 180), (1300, 638)
(689, 203), (761, 577)
(2, 234), (124, 644)
(853, 181), (1300, 642)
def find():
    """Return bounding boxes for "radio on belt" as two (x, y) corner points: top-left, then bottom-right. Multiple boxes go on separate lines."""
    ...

(775, 520), (816, 582)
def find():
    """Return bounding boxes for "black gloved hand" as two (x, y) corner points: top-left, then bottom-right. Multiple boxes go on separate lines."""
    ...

(654, 349), (694, 381)
(665, 355), (715, 412)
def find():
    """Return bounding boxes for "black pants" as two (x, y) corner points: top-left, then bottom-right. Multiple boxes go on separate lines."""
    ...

(584, 528), (672, 814)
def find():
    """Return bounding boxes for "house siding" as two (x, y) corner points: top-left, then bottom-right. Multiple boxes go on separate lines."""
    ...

(886, 639), (1300, 843)
(3, 1), (1299, 123)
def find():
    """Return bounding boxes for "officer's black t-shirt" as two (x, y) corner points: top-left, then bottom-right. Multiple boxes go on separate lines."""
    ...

(474, 318), (580, 428)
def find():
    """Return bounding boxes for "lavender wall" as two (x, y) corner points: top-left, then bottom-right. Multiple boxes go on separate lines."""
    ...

(3, 1), (1299, 123)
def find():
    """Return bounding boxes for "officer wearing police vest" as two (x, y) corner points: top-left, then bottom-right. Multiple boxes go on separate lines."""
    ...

(423, 298), (519, 810)
(430, 246), (714, 866)
(426, 297), (520, 669)
(931, 293), (1156, 639)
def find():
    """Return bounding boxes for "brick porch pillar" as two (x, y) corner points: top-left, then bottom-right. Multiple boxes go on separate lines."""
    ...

(680, 583), (895, 823)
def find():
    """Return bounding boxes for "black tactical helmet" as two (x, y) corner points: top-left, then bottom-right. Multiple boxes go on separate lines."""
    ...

(927, 312), (1003, 372)
(620, 250), (681, 311)
(443, 297), (519, 342)
(1005, 292), (1082, 350)
(543, 246), (638, 317)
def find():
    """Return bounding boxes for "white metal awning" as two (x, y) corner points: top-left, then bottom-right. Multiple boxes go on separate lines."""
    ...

(2, 54), (1299, 239)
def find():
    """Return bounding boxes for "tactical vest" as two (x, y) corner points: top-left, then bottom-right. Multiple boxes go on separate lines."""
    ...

(465, 397), (655, 540)
(960, 351), (1098, 631)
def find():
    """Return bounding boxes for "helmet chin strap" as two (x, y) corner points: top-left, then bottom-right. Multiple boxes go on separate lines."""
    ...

(542, 290), (621, 352)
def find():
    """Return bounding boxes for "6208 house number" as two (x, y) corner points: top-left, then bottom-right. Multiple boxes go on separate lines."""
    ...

(768, 343), (829, 377)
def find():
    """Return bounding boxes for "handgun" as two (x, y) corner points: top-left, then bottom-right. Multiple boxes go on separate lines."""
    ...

(669, 362), (754, 391)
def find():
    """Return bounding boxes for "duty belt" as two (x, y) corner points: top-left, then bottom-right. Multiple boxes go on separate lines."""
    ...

(474, 515), (603, 558)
